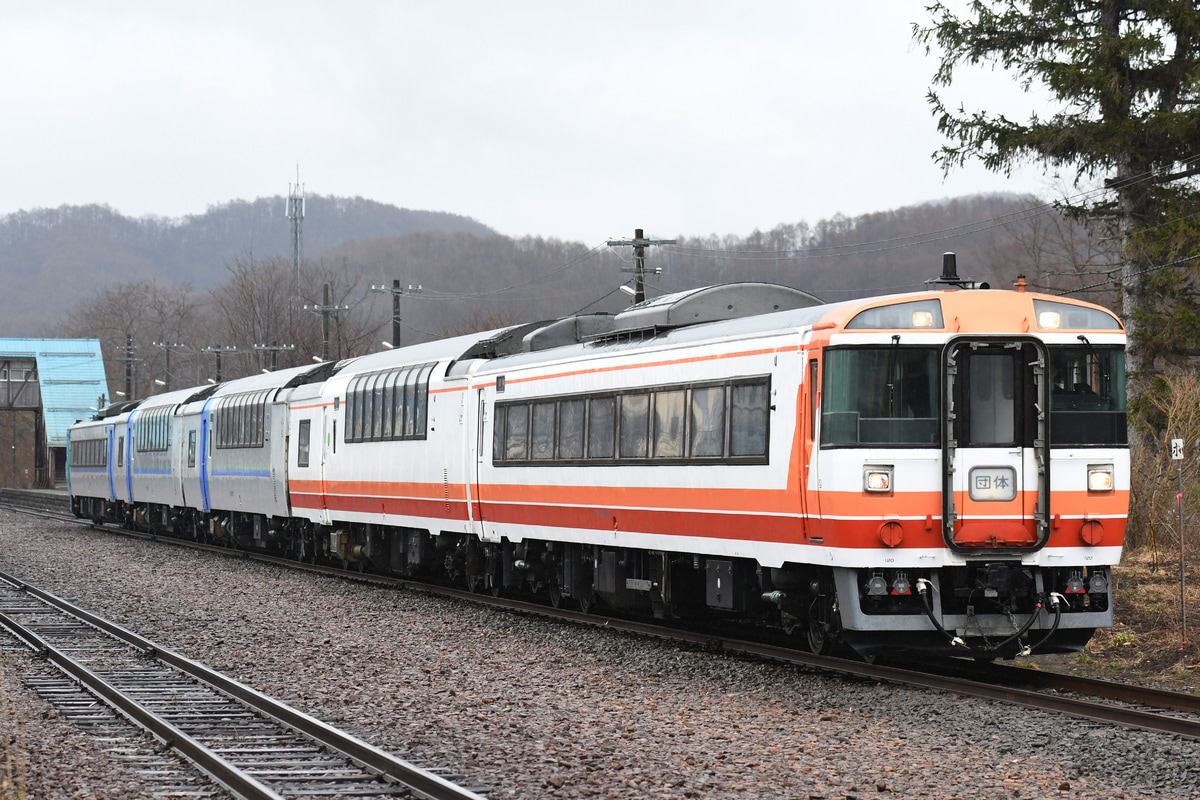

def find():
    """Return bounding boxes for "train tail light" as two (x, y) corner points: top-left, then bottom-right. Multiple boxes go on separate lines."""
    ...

(1065, 570), (1085, 593)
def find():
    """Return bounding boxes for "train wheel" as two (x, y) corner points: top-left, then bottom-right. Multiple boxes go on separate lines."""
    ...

(806, 587), (840, 656)
(547, 575), (564, 608)
(577, 585), (595, 614)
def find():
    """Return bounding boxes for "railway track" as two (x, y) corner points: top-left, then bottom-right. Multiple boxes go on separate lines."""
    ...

(4, 495), (1199, 749)
(0, 565), (489, 800)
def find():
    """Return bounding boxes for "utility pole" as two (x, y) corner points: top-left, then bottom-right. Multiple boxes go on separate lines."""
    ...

(287, 166), (305, 289)
(201, 346), (237, 383)
(606, 228), (677, 304)
(151, 342), (187, 392)
(370, 281), (423, 348)
(120, 336), (137, 401)
(253, 341), (296, 371)
(304, 283), (351, 361)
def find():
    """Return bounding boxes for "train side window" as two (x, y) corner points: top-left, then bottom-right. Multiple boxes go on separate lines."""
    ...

(492, 405), (507, 461)
(403, 368), (419, 439)
(558, 399), (585, 459)
(653, 389), (686, 458)
(530, 402), (556, 460)
(414, 363), (434, 437)
(188, 431), (197, 468)
(619, 393), (649, 458)
(381, 370), (396, 440)
(587, 397), (615, 459)
(297, 419), (311, 468)
(505, 403), (530, 460)
(118, 436), (124, 468)
(371, 373), (386, 440)
(809, 359), (819, 441)
(392, 367), (410, 438)
(689, 386), (725, 457)
(730, 381), (769, 457)
(345, 377), (360, 443)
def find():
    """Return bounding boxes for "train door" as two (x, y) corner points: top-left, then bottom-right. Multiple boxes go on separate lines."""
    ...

(198, 398), (214, 513)
(106, 425), (117, 501)
(472, 387), (499, 542)
(318, 400), (335, 526)
(123, 410), (137, 504)
(943, 338), (1048, 551)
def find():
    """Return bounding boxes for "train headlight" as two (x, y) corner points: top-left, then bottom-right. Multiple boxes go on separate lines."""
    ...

(1038, 310), (1061, 329)
(911, 310), (935, 328)
(1087, 465), (1114, 492)
(863, 466), (893, 493)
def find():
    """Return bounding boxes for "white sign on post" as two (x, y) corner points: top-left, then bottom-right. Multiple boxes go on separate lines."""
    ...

(1172, 438), (1185, 460)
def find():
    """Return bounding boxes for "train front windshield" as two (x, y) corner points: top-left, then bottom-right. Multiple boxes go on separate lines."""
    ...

(1049, 345), (1127, 445)
(820, 346), (940, 447)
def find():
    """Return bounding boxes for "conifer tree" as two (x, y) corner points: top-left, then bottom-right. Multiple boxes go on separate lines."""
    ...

(915, 1), (1200, 405)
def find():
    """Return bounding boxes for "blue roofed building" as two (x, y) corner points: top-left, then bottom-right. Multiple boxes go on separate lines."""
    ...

(1, 338), (108, 488)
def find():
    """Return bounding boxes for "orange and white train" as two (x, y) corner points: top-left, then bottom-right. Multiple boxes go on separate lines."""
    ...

(68, 260), (1128, 658)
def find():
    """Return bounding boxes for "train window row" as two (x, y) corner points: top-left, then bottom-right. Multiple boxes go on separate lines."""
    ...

(213, 389), (273, 449)
(493, 378), (771, 466)
(71, 437), (107, 467)
(135, 407), (172, 452)
(345, 362), (435, 444)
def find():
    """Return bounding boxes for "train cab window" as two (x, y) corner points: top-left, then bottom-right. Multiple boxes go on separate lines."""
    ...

(620, 394), (650, 458)
(967, 353), (1016, 445)
(653, 390), (686, 458)
(1049, 345), (1127, 445)
(821, 346), (940, 448)
(558, 399), (585, 459)
(530, 402), (556, 460)
(297, 420), (311, 467)
(731, 381), (769, 457)
(588, 397), (616, 459)
(689, 386), (725, 457)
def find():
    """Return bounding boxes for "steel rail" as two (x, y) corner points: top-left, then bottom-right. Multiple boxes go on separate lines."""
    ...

(6, 500), (1199, 743)
(0, 590), (285, 800)
(0, 568), (488, 800)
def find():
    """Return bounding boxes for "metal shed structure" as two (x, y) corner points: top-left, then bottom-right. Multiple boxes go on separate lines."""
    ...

(0, 338), (108, 487)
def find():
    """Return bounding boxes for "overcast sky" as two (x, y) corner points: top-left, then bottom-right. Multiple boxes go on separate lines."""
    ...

(0, 1), (1059, 244)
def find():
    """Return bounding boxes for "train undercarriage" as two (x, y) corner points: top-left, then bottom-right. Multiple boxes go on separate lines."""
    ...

(73, 495), (1113, 660)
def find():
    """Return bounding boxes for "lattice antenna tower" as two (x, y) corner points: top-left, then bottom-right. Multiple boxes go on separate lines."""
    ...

(286, 165), (305, 288)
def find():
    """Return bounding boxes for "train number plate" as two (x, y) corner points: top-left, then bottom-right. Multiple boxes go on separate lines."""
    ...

(968, 466), (1018, 501)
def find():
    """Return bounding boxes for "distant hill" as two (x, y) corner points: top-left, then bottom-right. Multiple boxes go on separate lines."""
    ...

(1, 191), (1089, 345)
(0, 196), (493, 335)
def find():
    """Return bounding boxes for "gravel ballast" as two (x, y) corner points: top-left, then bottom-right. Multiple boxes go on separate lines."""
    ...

(0, 509), (1196, 799)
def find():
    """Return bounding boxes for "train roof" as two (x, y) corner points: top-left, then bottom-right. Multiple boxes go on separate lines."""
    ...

(464, 284), (1123, 375)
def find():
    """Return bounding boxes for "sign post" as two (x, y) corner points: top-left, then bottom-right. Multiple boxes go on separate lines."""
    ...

(1171, 438), (1187, 649)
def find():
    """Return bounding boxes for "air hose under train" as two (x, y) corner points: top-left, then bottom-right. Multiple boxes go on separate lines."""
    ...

(916, 578), (1064, 658)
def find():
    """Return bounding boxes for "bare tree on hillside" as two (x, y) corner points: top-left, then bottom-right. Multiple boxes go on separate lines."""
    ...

(63, 280), (200, 400)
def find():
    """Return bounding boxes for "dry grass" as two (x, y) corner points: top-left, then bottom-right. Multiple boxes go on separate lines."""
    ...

(1066, 548), (1200, 689)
